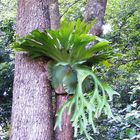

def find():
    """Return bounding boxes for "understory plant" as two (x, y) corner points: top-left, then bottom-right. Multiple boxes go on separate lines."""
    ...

(13, 20), (119, 139)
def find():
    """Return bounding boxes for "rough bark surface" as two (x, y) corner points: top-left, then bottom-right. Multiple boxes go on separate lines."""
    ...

(11, 54), (54, 140)
(49, 0), (60, 30)
(16, 0), (50, 36)
(84, 0), (107, 36)
(10, 0), (54, 140)
(48, 1), (74, 139)
(55, 95), (73, 140)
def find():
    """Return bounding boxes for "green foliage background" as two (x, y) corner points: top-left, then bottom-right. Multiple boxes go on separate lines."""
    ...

(0, 19), (15, 139)
(0, 0), (140, 140)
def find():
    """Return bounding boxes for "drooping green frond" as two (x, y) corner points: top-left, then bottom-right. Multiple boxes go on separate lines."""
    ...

(55, 67), (119, 139)
(51, 64), (68, 90)
(62, 69), (77, 94)
(84, 53), (111, 66)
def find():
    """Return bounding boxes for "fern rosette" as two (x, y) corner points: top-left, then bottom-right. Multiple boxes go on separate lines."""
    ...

(13, 20), (119, 139)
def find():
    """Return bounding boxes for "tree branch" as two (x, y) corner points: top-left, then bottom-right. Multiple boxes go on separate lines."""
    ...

(60, 0), (80, 19)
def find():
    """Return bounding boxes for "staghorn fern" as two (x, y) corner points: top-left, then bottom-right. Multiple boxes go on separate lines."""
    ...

(13, 19), (119, 139)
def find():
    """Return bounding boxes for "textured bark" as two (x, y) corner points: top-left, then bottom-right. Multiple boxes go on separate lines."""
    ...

(16, 0), (50, 36)
(54, 90), (74, 140)
(49, 0), (60, 30)
(10, 0), (54, 140)
(55, 95), (73, 140)
(48, 1), (74, 139)
(84, 0), (107, 36)
(11, 54), (54, 140)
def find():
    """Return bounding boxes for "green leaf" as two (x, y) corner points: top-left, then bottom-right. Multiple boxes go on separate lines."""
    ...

(101, 60), (112, 67)
(84, 53), (111, 66)
(55, 67), (118, 138)
(63, 70), (77, 94)
(85, 41), (112, 59)
(47, 61), (56, 81)
(13, 20), (113, 66)
(51, 64), (68, 89)
(126, 128), (136, 138)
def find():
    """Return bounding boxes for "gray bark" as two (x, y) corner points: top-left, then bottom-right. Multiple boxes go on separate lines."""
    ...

(84, 0), (107, 36)
(16, 0), (50, 36)
(10, 0), (54, 140)
(55, 95), (73, 140)
(48, 0), (74, 139)
(49, 0), (60, 30)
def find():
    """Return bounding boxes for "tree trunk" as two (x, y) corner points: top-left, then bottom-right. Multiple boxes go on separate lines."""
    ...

(16, 0), (50, 36)
(10, 0), (54, 140)
(48, 0), (74, 139)
(84, 0), (107, 36)
(49, 0), (60, 30)
(55, 95), (73, 140)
